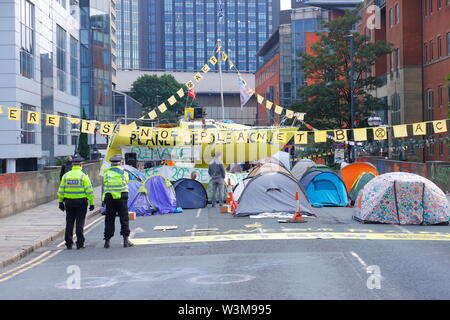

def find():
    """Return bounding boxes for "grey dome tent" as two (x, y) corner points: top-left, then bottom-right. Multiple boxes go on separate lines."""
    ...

(235, 165), (313, 217)
(291, 159), (316, 180)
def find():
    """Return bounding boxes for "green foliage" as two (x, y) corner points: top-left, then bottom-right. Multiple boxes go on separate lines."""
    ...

(291, 8), (392, 130)
(128, 74), (200, 123)
(78, 110), (90, 159)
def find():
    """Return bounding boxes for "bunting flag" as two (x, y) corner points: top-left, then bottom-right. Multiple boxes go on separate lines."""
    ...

(27, 111), (40, 124)
(0, 105), (3, 114)
(148, 110), (157, 120)
(81, 120), (96, 134)
(158, 103), (168, 113)
(295, 131), (308, 145)
(266, 101), (273, 110)
(201, 64), (211, 73)
(393, 125), (408, 138)
(373, 127), (388, 141)
(334, 129), (348, 142)
(238, 76), (252, 109)
(100, 122), (114, 136)
(194, 73), (203, 83)
(222, 52), (228, 62)
(274, 105), (283, 115)
(209, 56), (218, 66)
(433, 120), (447, 133)
(68, 117), (81, 125)
(46, 114), (60, 127)
(353, 128), (368, 141)
(177, 88), (185, 98)
(8, 108), (21, 121)
(314, 131), (328, 143)
(286, 110), (295, 119)
(257, 94), (264, 104)
(412, 122), (426, 136)
(167, 96), (177, 106)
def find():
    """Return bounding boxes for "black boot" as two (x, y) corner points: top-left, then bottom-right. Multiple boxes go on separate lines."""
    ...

(123, 237), (134, 248)
(104, 239), (110, 248)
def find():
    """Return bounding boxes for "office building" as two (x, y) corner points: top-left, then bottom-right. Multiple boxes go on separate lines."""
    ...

(0, 0), (82, 173)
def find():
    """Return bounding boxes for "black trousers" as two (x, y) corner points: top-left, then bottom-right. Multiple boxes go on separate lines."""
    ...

(64, 198), (88, 247)
(104, 193), (130, 240)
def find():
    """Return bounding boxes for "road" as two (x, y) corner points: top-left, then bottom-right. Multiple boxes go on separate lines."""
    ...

(0, 205), (449, 300)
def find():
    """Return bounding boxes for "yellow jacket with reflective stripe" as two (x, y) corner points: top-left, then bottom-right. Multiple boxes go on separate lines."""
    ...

(102, 166), (129, 201)
(58, 166), (95, 205)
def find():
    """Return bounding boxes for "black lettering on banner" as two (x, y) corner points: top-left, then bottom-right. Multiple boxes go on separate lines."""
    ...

(248, 132), (256, 143)
(9, 109), (19, 120)
(130, 133), (138, 145)
(256, 132), (266, 142)
(414, 123), (425, 134)
(28, 112), (37, 123)
(375, 128), (386, 139)
(139, 127), (151, 139)
(48, 116), (56, 126)
(102, 123), (112, 134)
(335, 129), (346, 141)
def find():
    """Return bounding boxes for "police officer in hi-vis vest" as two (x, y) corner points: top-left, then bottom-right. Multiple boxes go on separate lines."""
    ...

(58, 156), (95, 250)
(102, 155), (134, 248)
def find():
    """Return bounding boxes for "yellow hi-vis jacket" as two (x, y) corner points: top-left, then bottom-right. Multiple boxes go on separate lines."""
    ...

(102, 166), (129, 201)
(58, 166), (95, 205)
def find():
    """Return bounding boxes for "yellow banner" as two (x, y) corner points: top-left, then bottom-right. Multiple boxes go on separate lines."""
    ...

(393, 125), (408, 138)
(433, 120), (447, 133)
(158, 103), (167, 113)
(274, 105), (283, 115)
(353, 128), (367, 141)
(68, 117), (81, 125)
(100, 122), (114, 136)
(373, 127), (387, 140)
(138, 126), (153, 140)
(81, 120), (96, 134)
(412, 122), (426, 136)
(118, 124), (133, 137)
(46, 114), (60, 127)
(27, 111), (40, 124)
(294, 131), (308, 144)
(8, 108), (21, 121)
(272, 131), (287, 144)
(235, 131), (248, 143)
(157, 128), (172, 141)
(314, 131), (327, 143)
(334, 129), (348, 142)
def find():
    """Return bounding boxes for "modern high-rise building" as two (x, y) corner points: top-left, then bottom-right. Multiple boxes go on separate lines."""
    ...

(115, 0), (140, 69)
(135, 0), (280, 72)
(0, 0), (82, 173)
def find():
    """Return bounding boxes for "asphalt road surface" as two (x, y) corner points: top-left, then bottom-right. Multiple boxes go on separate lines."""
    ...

(0, 205), (449, 300)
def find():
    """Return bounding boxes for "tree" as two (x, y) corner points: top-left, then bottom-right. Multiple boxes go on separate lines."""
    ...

(290, 8), (392, 130)
(128, 74), (200, 123)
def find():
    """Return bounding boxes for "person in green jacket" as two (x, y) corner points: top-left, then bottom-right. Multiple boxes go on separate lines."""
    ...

(58, 156), (95, 250)
(102, 155), (133, 248)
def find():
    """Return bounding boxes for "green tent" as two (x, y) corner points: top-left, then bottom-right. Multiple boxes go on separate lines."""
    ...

(349, 172), (376, 205)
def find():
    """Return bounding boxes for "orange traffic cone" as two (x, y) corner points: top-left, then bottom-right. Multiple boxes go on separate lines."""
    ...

(279, 192), (307, 223)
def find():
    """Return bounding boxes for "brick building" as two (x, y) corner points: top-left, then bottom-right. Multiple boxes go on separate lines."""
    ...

(359, 0), (449, 162)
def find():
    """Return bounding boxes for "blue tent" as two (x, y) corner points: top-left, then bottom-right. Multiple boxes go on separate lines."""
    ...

(127, 180), (154, 216)
(173, 178), (208, 209)
(145, 175), (178, 214)
(300, 170), (349, 207)
(123, 164), (146, 182)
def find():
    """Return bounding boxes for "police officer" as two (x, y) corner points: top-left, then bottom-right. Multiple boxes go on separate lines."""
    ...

(103, 155), (133, 248)
(58, 156), (95, 250)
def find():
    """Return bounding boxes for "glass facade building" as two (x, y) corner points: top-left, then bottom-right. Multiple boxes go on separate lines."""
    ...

(139, 0), (280, 72)
(80, 0), (114, 121)
(115, 0), (139, 69)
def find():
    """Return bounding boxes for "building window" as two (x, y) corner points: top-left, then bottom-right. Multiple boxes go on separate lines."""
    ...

(70, 36), (78, 96)
(429, 0), (433, 13)
(21, 104), (36, 145)
(426, 89), (434, 121)
(395, 4), (400, 24)
(20, 0), (35, 79)
(391, 94), (401, 125)
(438, 86), (443, 107)
(389, 8), (393, 27)
(424, 43), (428, 63)
(447, 32), (450, 56)
(56, 25), (67, 92)
(438, 36), (442, 58)
(57, 0), (67, 9)
(429, 40), (434, 61)
(58, 113), (67, 145)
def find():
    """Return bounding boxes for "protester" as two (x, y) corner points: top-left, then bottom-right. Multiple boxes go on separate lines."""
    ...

(208, 152), (226, 207)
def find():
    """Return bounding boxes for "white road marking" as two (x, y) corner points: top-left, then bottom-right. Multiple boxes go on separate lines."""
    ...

(350, 251), (369, 270)
(196, 208), (202, 218)
(191, 224), (197, 237)
(394, 225), (412, 234)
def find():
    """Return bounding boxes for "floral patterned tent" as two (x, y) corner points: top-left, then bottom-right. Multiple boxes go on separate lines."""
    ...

(354, 172), (449, 225)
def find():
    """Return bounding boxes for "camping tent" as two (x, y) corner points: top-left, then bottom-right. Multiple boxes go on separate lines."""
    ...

(300, 170), (349, 207)
(235, 170), (313, 217)
(144, 175), (178, 214)
(127, 180), (154, 216)
(341, 162), (378, 193)
(123, 165), (147, 182)
(232, 177), (252, 201)
(173, 178), (208, 209)
(248, 163), (291, 178)
(291, 159), (316, 180)
(349, 172), (376, 205)
(354, 172), (450, 225)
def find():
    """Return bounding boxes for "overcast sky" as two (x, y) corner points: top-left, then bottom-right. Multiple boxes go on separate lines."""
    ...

(281, 0), (291, 10)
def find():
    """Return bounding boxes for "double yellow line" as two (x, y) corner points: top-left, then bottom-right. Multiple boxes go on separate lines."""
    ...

(0, 215), (105, 283)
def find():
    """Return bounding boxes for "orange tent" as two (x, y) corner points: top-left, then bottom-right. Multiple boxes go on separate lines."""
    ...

(341, 162), (378, 193)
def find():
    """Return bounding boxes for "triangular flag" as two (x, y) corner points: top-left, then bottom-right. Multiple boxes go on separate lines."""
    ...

(68, 117), (81, 125)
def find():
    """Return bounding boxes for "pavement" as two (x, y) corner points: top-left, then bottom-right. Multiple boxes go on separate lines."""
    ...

(0, 186), (103, 269)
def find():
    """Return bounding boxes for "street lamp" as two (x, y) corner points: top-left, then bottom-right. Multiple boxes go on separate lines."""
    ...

(90, 121), (101, 160)
(70, 127), (81, 157)
(345, 34), (356, 163)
